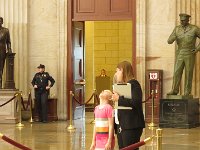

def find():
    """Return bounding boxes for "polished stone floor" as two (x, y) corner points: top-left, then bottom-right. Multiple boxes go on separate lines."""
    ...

(0, 112), (200, 150)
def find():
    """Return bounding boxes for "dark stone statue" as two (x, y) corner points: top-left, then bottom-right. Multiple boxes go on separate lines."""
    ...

(0, 17), (12, 89)
(167, 14), (200, 96)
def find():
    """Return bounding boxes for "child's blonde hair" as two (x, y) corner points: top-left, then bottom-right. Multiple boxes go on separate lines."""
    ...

(103, 90), (114, 107)
(103, 90), (112, 99)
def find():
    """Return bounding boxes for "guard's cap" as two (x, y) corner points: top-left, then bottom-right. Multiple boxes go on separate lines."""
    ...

(179, 13), (191, 20)
(37, 64), (45, 69)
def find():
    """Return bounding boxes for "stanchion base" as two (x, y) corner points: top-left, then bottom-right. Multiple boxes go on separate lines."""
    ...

(148, 122), (157, 127)
(16, 123), (24, 127)
(29, 118), (34, 123)
(67, 125), (76, 130)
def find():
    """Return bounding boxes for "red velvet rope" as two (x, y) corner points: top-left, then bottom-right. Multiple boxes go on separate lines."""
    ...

(73, 96), (82, 105)
(84, 93), (95, 105)
(120, 141), (145, 150)
(72, 91), (150, 107)
(21, 97), (26, 110)
(142, 95), (151, 103)
(72, 91), (151, 108)
(25, 93), (31, 110)
(73, 92), (95, 105)
(2, 135), (32, 150)
(0, 95), (17, 107)
(21, 93), (32, 111)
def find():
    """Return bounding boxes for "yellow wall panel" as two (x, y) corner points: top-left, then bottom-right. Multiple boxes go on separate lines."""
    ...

(85, 21), (132, 103)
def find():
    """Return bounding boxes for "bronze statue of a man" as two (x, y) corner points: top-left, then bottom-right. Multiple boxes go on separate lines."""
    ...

(0, 17), (12, 89)
(167, 13), (200, 96)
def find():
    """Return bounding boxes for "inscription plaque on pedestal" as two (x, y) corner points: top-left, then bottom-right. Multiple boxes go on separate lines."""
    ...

(159, 98), (199, 128)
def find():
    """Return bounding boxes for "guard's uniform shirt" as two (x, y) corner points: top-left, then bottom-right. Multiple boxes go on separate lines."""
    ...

(31, 72), (55, 93)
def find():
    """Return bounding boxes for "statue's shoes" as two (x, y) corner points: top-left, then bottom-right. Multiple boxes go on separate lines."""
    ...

(167, 91), (178, 95)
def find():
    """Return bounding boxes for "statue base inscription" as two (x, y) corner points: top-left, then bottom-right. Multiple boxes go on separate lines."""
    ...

(0, 89), (19, 124)
(159, 98), (199, 128)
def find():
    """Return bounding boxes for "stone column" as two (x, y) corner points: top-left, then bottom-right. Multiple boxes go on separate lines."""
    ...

(4, 53), (16, 89)
(136, 0), (146, 94)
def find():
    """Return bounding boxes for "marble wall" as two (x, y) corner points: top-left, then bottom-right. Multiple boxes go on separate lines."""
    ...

(140, 0), (177, 98)
(28, 0), (68, 120)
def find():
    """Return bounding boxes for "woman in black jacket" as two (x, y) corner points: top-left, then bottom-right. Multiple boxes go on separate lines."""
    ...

(112, 61), (145, 149)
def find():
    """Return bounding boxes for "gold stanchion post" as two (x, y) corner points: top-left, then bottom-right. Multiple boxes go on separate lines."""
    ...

(67, 91), (76, 130)
(16, 92), (24, 127)
(156, 128), (163, 150)
(29, 90), (34, 123)
(90, 89), (96, 124)
(148, 90), (157, 127)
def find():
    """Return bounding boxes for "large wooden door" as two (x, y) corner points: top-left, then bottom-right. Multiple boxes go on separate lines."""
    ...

(72, 22), (85, 119)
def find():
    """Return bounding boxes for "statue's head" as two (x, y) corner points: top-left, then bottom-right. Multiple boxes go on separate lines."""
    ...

(179, 13), (190, 26)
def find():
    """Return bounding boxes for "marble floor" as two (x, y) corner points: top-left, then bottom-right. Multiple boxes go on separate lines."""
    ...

(0, 112), (200, 150)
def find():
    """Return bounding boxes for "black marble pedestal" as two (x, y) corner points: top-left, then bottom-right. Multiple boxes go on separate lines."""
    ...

(159, 98), (199, 128)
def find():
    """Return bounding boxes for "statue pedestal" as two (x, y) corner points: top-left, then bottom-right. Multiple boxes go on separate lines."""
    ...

(0, 89), (19, 123)
(159, 97), (199, 128)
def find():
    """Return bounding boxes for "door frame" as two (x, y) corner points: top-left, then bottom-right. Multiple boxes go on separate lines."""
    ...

(67, 0), (136, 118)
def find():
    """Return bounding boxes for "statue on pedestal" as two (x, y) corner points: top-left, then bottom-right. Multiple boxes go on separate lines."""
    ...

(167, 13), (200, 96)
(0, 17), (12, 89)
